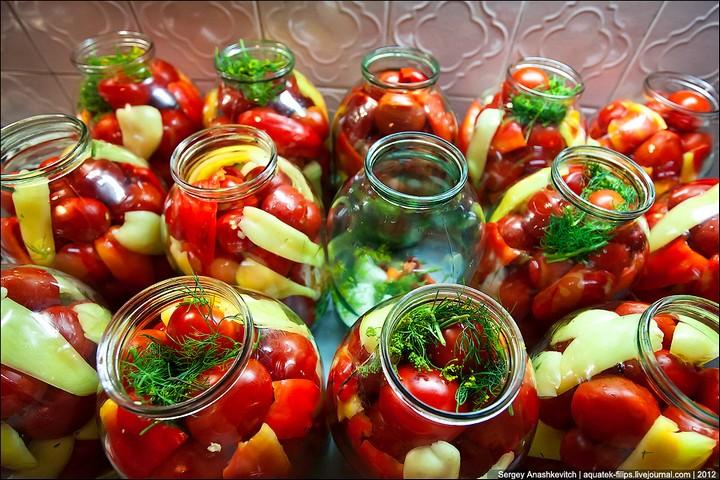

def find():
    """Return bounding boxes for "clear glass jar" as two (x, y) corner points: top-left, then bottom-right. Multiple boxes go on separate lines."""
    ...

(1, 114), (171, 308)
(327, 284), (539, 478)
(327, 132), (482, 327)
(331, 46), (458, 189)
(633, 179), (719, 303)
(589, 72), (719, 196)
(459, 57), (585, 206)
(96, 276), (326, 478)
(162, 125), (325, 327)
(470, 146), (655, 347)
(527, 296), (719, 471)
(203, 39), (330, 200)
(1, 264), (113, 478)
(72, 31), (204, 183)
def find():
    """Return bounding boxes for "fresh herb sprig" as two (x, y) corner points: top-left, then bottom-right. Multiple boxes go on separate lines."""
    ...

(215, 40), (287, 106)
(581, 163), (637, 209)
(510, 76), (581, 128)
(77, 46), (151, 116)
(541, 207), (614, 263)
(387, 296), (509, 411)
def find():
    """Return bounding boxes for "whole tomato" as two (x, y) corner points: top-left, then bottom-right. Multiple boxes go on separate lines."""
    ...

(261, 184), (321, 238)
(560, 429), (628, 471)
(512, 67), (550, 90)
(92, 113), (123, 145)
(373, 93), (426, 136)
(1, 266), (60, 310)
(97, 77), (151, 109)
(633, 130), (683, 168)
(654, 350), (701, 398)
(255, 330), (319, 383)
(52, 197), (111, 243)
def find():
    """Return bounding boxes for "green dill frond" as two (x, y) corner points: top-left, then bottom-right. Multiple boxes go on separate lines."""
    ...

(541, 207), (614, 263)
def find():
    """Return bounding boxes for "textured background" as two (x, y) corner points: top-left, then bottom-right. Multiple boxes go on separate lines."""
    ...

(2, 1), (718, 124)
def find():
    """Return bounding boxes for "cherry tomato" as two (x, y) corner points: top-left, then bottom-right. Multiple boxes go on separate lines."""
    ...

(681, 132), (712, 163)
(563, 168), (587, 194)
(1, 366), (48, 420)
(527, 125), (565, 155)
(606, 107), (663, 154)
(265, 379), (321, 440)
(113, 181), (165, 219)
(668, 90), (713, 113)
(153, 109), (198, 162)
(571, 375), (660, 447)
(374, 92), (426, 136)
(94, 228), (156, 287)
(512, 67), (549, 90)
(1, 266), (60, 310)
(497, 214), (535, 250)
(293, 105), (329, 140)
(51, 197), (111, 243)
(595, 101), (628, 134)
(9, 386), (95, 440)
(633, 130), (683, 168)
(527, 254), (574, 290)
(165, 303), (223, 343)
(126, 329), (170, 356)
(53, 243), (112, 285)
(167, 80), (203, 126)
(416, 89), (457, 142)
(655, 314), (678, 349)
(185, 359), (273, 446)
(256, 330), (319, 383)
(261, 184), (321, 238)
(0, 217), (32, 264)
(654, 349), (701, 397)
(689, 216), (719, 259)
(92, 112), (123, 145)
(149, 59), (180, 87)
(41, 305), (96, 362)
(538, 388), (575, 430)
(378, 364), (466, 441)
(492, 120), (527, 154)
(697, 368), (719, 414)
(97, 77), (151, 109)
(615, 301), (650, 316)
(668, 180), (716, 208)
(399, 67), (428, 83)
(637, 237), (709, 290)
(587, 189), (626, 210)
(428, 324), (468, 369)
(532, 268), (614, 326)
(150, 441), (227, 478)
(560, 429), (628, 471)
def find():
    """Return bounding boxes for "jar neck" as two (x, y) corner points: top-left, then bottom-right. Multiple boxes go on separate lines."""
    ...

(637, 295), (719, 428)
(71, 31), (154, 75)
(644, 72), (720, 117)
(379, 284), (527, 426)
(365, 132), (468, 209)
(1, 114), (91, 188)
(170, 125), (278, 202)
(96, 276), (255, 420)
(551, 146), (655, 223)
(215, 39), (295, 83)
(361, 46), (439, 90)
(506, 56), (584, 102)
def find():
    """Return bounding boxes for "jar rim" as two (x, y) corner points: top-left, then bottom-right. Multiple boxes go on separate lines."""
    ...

(637, 295), (719, 428)
(96, 276), (256, 420)
(364, 131), (468, 209)
(644, 71), (720, 116)
(71, 31), (154, 74)
(1, 114), (91, 186)
(361, 46), (440, 90)
(506, 56), (585, 100)
(551, 145), (655, 222)
(378, 283), (528, 426)
(170, 124), (278, 201)
(215, 39), (295, 82)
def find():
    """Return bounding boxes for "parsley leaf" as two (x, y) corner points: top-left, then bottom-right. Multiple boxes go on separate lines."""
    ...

(581, 163), (637, 209)
(510, 75), (581, 127)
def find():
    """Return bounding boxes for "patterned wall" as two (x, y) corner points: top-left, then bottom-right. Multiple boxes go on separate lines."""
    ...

(2, 1), (718, 144)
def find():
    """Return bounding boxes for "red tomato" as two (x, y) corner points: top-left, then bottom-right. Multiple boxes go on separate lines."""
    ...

(633, 130), (683, 168)
(595, 101), (628, 134)
(256, 330), (319, 383)
(492, 120), (527, 154)
(416, 89), (457, 142)
(264, 379), (321, 440)
(236, 108), (323, 159)
(399, 67), (428, 83)
(293, 105), (329, 140)
(51, 197), (111, 243)
(163, 188), (218, 268)
(527, 125), (565, 154)
(41, 305), (96, 362)
(512, 67), (549, 90)
(185, 359), (273, 446)
(113, 181), (165, 219)
(615, 301), (650, 316)
(538, 388), (575, 429)
(606, 108), (663, 154)
(689, 216), (719, 259)
(150, 441), (227, 478)
(560, 429), (628, 471)
(563, 168), (587, 195)
(126, 329), (169, 356)
(587, 189), (626, 210)
(94, 228), (155, 287)
(681, 132), (712, 163)
(92, 112), (123, 145)
(571, 375), (660, 447)
(497, 214), (535, 250)
(153, 109), (198, 162)
(1, 366), (48, 420)
(668, 90), (713, 113)
(655, 314), (678, 349)
(0, 217), (32, 264)
(428, 324), (469, 369)
(53, 243), (112, 285)
(216, 318), (245, 350)
(216, 208), (252, 257)
(668, 180), (716, 209)
(149, 59), (180, 87)
(261, 184), (321, 238)
(374, 92), (426, 136)
(166, 303), (223, 343)
(527, 255), (574, 290)
(654, 350), (701, 398)
(0, 266), (60, 310)
(697, 368), (719, 414)
(97, 77), (151, 109)
(8, 386), (95, 440)
(167, 80), (203, 126)
(378, 364), (466, 441)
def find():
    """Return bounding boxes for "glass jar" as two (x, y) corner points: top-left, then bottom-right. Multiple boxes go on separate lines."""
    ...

(96, 276), (326, 478)
(203, 39), (330, 201)
(633, 179), (719, 303)
(527, 297), (719, 471)
(470, 146), (655, 347)
(589, 72), (719, 196)
(72, 31), (204, 183)
(327, 284), (539, 478)
(327, 132), (482, 327)
(1, 264), (113, 478)
(1, 114), (172, 308)
(331, 46), (458, 189)
(459, 57), (585, 206)
(163, 125), (325, 327)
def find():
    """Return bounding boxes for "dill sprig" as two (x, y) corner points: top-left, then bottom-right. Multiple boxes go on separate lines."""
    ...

(541, 206), (615, 263)
(581, 163), (637, 209)
(387, 296), (509, 411)
(510, 75), (581, 128)
(215, 40), (287, 106)
(78, 46), (151, 116)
